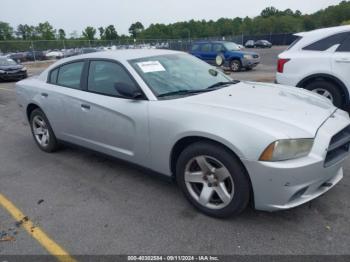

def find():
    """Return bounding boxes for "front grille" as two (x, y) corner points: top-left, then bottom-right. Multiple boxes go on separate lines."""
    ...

(325, 125), (350, 167)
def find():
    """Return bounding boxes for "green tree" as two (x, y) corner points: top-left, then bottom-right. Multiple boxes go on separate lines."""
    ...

(129, 22), (144, 38)
(58, 29), (66, 40)
(0, 21), (14, 40)
(36, 22), (55, 40)
(104, 25), (118, 40)
(261, 7), (279, 18)
(98, 27), (105, 39)
(82, 26), (96, 40)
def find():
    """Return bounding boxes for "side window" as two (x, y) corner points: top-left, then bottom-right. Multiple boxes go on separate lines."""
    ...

(191, 44), (200, 52)
(200, 43), (212, 52)
(48, 68), (58, 84)
(57, 62), (84, 89)
(213, 44), (224, 52)
(337, 34), (350, 52)
(303, 32), (349, 51)
(88, 60), (137, 97)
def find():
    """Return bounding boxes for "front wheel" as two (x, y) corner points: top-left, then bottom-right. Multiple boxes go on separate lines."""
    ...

(230, 59), (242, 72)
(176, 142), (250, 218)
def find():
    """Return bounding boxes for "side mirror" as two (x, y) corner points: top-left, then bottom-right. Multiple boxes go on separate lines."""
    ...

(114, 82), (144, 100)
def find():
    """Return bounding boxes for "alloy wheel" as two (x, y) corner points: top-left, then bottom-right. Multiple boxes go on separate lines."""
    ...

(184, 155), (234, 209)
(32, 115), (50, 147)
(312, 88), (334, 102)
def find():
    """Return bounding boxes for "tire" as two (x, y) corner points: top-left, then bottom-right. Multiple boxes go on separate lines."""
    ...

(176, 141), (250, 218)
(230, 59), (242, 72)
(29, 108), (59, 152)
(304, 80), (344, 108)
(215, 53), (225, 67)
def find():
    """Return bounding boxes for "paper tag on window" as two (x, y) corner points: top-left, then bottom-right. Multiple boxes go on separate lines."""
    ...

(137, 61), (165, 73)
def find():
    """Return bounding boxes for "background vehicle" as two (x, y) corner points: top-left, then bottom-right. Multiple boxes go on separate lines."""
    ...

(45, 50), (64, 59)
(7, 52), (27, 63)
(254, 40), (272, 48)
(0, 56), (27, 81)
(26, 51), (46, 61)
(79, 48), (98, 54)
(245, 40), (255, 48)
(16, 50), (350, 218)
(190, 41), (260, 72)
(276, 25), (350, 109)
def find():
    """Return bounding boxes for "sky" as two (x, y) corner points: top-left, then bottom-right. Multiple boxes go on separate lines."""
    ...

(1, 0), (345, 35)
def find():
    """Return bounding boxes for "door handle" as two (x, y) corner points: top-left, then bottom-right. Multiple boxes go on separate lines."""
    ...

(41, 93), (48, 97)
(335, 58), (350, 63)
(81, 104), (91, 110)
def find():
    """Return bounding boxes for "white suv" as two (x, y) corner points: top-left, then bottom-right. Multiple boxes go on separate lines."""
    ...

(276, 25), (350, 109)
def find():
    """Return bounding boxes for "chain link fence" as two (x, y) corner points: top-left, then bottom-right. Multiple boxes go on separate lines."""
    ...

(0, 33), (296, 62)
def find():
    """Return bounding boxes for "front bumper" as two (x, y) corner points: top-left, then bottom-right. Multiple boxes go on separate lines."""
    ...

(0, 71), (27, 81)
(243, 109), (350, 211)
(242, 57), (260, 68)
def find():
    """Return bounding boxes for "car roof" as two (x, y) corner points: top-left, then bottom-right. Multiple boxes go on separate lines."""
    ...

(52, 49), (183, 65)
(295, 25), (350, 37)
(192, 41), (231, 44)
(38, 49), (184, 81)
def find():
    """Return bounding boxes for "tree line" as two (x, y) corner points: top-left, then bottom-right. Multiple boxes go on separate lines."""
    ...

(1, 1), (350, 42)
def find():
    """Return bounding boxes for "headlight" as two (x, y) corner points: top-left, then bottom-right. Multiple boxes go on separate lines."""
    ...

(243, 54), (253, 59)
(259, 139), (314, 161)
(20, 67), (27, 71)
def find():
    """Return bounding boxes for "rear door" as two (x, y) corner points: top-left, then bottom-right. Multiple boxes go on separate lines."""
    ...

(44, 60), (86, 139)
(198, 43), (215, 64)
(332, 33), (350, 90)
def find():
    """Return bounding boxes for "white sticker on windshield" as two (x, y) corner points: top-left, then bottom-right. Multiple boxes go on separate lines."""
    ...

(137, 61), (165, 73)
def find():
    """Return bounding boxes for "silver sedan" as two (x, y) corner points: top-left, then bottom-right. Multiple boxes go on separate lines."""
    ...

(16, 49), (350, 217)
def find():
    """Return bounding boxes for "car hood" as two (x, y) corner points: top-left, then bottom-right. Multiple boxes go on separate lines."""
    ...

(0, 64), (23, 71)
(182, 82), (336, 137)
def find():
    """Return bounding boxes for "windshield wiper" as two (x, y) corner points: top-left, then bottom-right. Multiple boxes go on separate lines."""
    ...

(157, 80), (240, 98)
(158, 89), (210, 98)
(206, 80), (240, 90)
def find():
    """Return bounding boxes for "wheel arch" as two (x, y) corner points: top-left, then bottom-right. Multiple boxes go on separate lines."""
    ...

(170, 135), (255, 206)
(26, 103), (41, 121)
(297, 74), (349, 105)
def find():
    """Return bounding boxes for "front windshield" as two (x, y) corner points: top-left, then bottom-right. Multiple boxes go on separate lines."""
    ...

(129, 53), (231, 97)
(0, 58), (17, 66)
(223, 42), (240, 51)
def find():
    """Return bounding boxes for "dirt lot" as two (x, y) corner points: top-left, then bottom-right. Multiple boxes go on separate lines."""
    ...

(1, 47), (350, 258)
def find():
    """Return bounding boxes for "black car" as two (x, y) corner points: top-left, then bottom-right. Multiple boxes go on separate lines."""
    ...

(8, 52), (27, 63)
(245, 40), (255, 48)
(0, 57), (27, 81)
(254, 40), (272, 48)
(26, 51), (46, 61)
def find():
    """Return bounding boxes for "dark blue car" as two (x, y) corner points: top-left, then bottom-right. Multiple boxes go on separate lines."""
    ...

(190, 41), (260, 72)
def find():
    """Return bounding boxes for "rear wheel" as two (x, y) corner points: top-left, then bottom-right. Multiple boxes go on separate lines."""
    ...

(304, 80), (344, 108)
(30, 109), (59, 152)
(176, 142), (250, 218)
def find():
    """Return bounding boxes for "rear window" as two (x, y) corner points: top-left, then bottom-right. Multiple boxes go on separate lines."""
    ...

(303, 32), (349, 51)
(200, 44), (211, 52)
(336, 34), (350, 52)
(287, 36), (302, 50)
(49, 68), (58, 84)
(191, 44), (200, 52)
